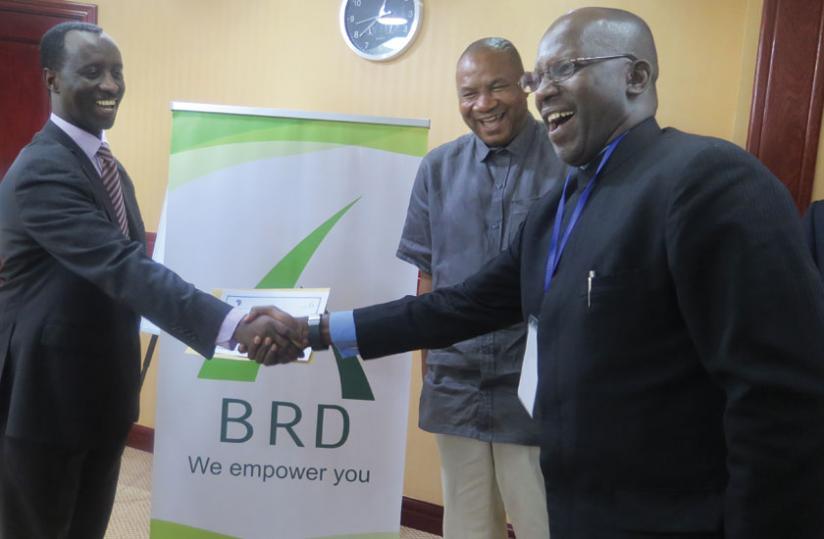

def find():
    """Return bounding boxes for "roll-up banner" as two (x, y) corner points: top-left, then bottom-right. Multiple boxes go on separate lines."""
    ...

(149, 102), (429, 539)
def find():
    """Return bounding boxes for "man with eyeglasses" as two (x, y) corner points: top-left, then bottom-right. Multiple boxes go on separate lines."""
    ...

(394, 37), (560, 539)
(247, 7), (824, 538)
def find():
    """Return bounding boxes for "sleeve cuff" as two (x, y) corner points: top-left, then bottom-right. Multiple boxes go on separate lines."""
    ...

(329, 310), (360, 359)
(216, 307), (246, 349)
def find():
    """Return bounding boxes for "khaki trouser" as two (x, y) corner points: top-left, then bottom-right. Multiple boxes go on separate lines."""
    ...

(436, 433), (549, 539)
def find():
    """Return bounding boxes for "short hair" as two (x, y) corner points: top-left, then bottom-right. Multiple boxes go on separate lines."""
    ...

(40, 21), (102, 71)
(459, 37), (524, 72)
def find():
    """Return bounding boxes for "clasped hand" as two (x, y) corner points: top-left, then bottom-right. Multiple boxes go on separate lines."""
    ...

(232, 305), (308, 365)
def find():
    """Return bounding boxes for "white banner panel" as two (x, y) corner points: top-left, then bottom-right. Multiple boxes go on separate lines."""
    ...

(150, 103), (429, 539)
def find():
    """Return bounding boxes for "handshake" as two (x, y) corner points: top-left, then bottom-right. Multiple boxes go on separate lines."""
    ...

(231, 306), (328, 365)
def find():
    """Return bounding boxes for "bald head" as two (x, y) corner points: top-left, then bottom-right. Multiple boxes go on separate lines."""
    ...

(551, 8), (658, 83)
(458, 37), (524, 72)
(532, 8), (658, 165)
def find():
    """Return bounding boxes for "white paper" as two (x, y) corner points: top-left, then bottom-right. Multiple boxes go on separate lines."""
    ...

(517, 315), (540, 417)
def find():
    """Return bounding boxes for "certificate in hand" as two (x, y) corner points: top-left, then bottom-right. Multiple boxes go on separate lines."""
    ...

(213, 287), (329, 361)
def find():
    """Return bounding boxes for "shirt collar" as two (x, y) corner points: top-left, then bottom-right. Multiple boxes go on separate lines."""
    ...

(50, 113), (108, 163)
(473, 116), (537, 162)
(578, 126), (634, 172)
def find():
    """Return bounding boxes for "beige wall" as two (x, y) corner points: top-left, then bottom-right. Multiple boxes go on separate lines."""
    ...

(814, 109), (824, 202)
(95, 0), (764, 505)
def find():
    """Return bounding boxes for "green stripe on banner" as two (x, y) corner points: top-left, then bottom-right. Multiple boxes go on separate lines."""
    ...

(171, 111), (428, 157)
(150, 519), (238, 539)
(334, 346), (374, 401)
(199, 198), (376, 402)
(168, 141), (339, 191)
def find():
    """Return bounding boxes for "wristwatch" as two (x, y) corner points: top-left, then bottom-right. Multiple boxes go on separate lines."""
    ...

(307, 314), (329, 351)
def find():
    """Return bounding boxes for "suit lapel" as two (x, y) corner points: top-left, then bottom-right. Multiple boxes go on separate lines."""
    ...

(117, 164), (145, 244)
(41, 122), (120, 228)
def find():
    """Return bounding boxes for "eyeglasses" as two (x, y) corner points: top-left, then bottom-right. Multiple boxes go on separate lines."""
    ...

(519, 54), (637, 93)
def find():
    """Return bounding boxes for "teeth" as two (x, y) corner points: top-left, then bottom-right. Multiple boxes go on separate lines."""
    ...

(478, 113), (502, 123)
(547, 111), (574, 123)
(97, 99), (116, 107)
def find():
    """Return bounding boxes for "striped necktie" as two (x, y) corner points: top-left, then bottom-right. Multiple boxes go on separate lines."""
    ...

(96, 142), (129, 237)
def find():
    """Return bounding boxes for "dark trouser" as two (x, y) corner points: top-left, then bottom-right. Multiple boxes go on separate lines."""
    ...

(0, 434), (127, 539)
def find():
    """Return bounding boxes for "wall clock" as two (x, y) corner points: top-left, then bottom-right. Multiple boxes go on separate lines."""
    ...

(340, 0), (423, 61)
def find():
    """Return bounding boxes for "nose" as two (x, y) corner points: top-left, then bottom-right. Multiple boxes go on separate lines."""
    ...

(534, 78), (559, 108)
(99, 70), (121, 93)
(474, 90), (497, 112)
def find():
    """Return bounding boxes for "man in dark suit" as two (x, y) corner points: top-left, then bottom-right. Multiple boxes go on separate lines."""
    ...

(250, 7), (824, 539)
(803, 200), (824, 275)
(0, 22), (301, 538)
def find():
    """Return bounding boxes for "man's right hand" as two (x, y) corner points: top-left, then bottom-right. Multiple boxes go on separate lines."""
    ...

(232, 305), (307, 366)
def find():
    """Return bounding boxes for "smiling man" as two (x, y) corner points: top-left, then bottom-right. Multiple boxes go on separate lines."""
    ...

(0, 22), (302, 539)
(49, 28), (124, 137)
(396, 38), (561, 539)
(247, 7), (824, 538)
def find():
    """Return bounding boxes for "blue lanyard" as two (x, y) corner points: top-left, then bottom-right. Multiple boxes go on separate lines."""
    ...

(543, 132), (627, 292)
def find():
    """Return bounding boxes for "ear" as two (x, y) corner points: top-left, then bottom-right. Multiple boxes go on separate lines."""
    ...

(625, 59), (652, 96)
(43, 67), (58, 93)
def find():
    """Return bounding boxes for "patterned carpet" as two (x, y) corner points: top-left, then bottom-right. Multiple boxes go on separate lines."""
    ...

(105, 447), (441, 539)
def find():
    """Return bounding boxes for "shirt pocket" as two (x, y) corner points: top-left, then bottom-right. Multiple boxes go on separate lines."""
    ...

(579, 268), (657, 310)
(578, 267), (678, 341)
(507, 195), (542, 244)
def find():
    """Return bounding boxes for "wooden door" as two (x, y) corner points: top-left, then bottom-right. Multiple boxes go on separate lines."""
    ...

(747, 0), (824, 211)
(0, 0), (96, 180)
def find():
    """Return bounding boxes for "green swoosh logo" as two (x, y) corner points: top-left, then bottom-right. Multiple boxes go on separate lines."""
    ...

(197, 198), (375, 401)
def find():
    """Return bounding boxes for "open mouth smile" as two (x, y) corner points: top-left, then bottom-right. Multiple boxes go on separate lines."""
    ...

(476, 112), (505, 127)
(546, 110), (574, 132)
(96, 99), (118, 111)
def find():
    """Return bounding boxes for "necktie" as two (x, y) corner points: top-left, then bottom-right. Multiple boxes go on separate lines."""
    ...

(96, 142), (130, 237)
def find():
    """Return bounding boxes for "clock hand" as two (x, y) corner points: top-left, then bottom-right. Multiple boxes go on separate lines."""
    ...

(377, 9), (407, 25)
(360, 18), (378, 36)
(354, 15), (378, 24)
(356, 0), (387, 25)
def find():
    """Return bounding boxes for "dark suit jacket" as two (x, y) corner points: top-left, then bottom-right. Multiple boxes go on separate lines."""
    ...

(0, 121), (231, 448)
(352, 118), (824, 538)
(803, 200), (824, 275)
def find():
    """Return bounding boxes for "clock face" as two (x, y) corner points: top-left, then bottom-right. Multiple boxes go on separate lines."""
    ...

(340, 0), (422, 61)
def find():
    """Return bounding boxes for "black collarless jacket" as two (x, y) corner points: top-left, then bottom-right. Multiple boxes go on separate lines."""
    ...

(353, 118), (824, 538)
